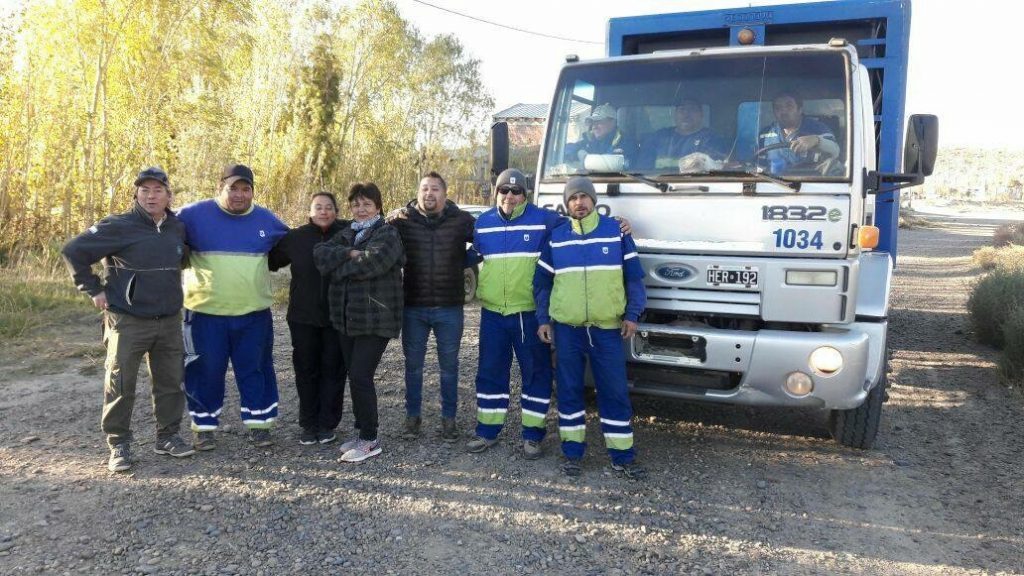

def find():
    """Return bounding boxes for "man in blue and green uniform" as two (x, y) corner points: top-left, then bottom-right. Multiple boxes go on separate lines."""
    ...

(466, 169), (562, 458)
(178, 164), (288, 450)
(534, 176), (647, 479)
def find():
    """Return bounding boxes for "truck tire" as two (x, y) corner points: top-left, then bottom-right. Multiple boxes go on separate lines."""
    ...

(463, 266), (478, 304)
(828, 360), (887, 449)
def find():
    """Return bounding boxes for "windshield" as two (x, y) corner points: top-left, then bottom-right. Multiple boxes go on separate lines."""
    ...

(542, 51), (851, 183)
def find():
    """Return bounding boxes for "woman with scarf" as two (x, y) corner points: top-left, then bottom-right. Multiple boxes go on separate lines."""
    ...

(314, 182), (405, 463)
(269, 192), (348, 446)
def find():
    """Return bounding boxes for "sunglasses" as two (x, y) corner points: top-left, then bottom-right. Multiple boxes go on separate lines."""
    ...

(498, 186), (526, 196)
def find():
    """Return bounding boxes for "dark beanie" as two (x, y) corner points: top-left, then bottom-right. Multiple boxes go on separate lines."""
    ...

(563, 176), (597, 206)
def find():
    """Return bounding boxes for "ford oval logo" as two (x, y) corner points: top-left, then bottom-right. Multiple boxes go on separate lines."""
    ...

(655, 264), (696, 282)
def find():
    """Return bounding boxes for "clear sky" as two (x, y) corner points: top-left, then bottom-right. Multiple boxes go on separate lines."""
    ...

(395, 0), (1021, 150)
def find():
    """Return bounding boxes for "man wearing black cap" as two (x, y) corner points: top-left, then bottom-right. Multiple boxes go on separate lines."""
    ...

(177, 164), (289, 450)
(62, 166), (194, 472)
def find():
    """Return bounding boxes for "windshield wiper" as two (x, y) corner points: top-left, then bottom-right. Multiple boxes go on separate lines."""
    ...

(686, 169), (801, 192)
(583, 171), (709, 193)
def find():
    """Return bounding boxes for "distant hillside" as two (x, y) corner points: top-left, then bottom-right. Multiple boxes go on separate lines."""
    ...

(917, 147), (1024, 201)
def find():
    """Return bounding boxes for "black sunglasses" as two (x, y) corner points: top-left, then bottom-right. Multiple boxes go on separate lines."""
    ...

(498, 186), (526, 196)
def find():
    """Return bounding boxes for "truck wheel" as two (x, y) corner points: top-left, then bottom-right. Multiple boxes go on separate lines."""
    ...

(463, 267), (478, 304)
(828, 368), (886, 449)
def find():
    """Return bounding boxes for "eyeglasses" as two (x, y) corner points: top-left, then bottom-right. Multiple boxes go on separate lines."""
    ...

(497, 187), (525, 196)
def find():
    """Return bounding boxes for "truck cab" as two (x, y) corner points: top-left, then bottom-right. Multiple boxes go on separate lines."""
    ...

(493, 0), (936, 449)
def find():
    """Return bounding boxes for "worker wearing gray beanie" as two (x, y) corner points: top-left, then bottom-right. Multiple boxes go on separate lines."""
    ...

(563, 176), (597, 207)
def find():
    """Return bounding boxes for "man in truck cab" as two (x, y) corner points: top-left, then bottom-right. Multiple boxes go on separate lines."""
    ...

(564, 103), (638, 168)
(638, 98), (728, 172)
(759, 92), (840, 173)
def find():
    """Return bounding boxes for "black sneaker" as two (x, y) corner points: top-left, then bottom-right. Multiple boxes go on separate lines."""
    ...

(317, 431), (337, 445)
(610, 461), (648, 480)
(154, 435), (196, 458)
(193, 431), (216, 451)
(299, 429), (317, 446)
(441, 418), (459, 443)
(108, 443), (132, 472)
(561, 459), (582, 477)
(248, 428), (273, 447)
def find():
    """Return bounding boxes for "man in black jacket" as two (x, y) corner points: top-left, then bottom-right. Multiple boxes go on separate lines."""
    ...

(62, 167), (194, 472)
(390, 171), (475, 441)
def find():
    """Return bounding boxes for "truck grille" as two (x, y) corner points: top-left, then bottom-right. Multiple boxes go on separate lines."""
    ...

(645, 286), (761, 317)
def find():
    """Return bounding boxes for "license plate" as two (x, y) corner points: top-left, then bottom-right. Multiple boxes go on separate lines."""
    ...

(707, 266), (759, 288)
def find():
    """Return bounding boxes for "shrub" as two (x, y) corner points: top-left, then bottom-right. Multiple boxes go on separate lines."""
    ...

(967, 268), (1024, 348)
(999, 307), (1024, 381)
(993, 221), (1024, 247)
(973, 244), (1024, 272)
(973, 246), (999, 270)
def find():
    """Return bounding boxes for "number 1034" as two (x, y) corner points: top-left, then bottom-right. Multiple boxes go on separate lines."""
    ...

(772, 229), (824, 250)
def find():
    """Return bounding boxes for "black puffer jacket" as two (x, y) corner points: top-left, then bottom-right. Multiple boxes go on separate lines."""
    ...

(313, 219), (405, 338)
(391, 200), (475, 307)
(269, 219), (347, 327)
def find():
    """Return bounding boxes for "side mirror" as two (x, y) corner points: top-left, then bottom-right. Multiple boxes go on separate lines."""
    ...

(490, 122), (509, 182)
(903, 114), (938, 176)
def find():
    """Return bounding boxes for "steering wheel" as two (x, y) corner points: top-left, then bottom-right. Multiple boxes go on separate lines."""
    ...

(753, 141), (794, 160)
(754, 141), (831, 175)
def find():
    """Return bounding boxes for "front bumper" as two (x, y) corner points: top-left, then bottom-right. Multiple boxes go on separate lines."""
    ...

(626, 321), (885, 409)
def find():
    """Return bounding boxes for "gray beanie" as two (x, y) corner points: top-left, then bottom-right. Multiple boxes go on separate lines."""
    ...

(495, 168), (527, 193)
(563, 176), (597, 207)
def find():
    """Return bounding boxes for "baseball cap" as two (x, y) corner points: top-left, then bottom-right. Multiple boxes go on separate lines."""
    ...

(221, 164), (254, 187)
(588, 103), (617, 122)
(134, 166), (170, 187)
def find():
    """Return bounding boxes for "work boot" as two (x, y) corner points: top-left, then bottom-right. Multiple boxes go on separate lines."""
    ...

(466, 436), (499, 453)
(193, 431), (216, 451)
(523, 439), (543, 460)
(610, 461), (648, 480)
(248, 428), (273, 447)
(401, 416), (421, 440)
(441, 418), (459, 443)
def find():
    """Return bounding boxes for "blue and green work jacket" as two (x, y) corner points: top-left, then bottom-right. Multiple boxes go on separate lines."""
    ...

(534, 210), (646, 329)
(474, 202), (562, 315)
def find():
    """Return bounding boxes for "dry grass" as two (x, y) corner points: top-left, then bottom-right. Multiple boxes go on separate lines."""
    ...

(972, 244), (1024, 272)
(0, 245), (93, 340)
(993, 221), (1024, 247)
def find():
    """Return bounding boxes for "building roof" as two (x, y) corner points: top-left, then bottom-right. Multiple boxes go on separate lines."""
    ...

(493, 103), (548, 120)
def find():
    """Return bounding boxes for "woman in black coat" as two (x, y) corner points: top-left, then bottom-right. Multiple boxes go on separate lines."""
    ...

(314, 183), (404, 463)
(269, 192), (348, 445)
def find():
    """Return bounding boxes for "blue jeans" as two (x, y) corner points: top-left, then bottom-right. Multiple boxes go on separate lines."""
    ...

(402, 306), (464, 419)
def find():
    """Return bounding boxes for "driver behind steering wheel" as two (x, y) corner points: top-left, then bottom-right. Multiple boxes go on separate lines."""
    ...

(758, 92), (840, 174)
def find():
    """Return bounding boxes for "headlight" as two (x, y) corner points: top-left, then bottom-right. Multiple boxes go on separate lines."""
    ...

(784, 371), (814, 396)
(785, 270), (838, 286)
(809, 346), (843, 375)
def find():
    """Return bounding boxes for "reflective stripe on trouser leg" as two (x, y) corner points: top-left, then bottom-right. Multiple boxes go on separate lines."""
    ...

(475, 308), (512, 440)
(513, 311), (552, 442)
(230, 309), (279, 429)
(554, 323), (588, 460)
(588, 326), (636, 465)
(184, 311), (229, 431)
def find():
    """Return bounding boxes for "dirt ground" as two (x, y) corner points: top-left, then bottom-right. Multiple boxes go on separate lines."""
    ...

(0, 206), (1021, 575)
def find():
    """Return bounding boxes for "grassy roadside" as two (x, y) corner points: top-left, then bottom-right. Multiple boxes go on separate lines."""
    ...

(0, 246), (94, 341)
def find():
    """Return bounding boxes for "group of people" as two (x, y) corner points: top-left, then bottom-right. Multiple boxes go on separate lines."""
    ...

(62, 163), (648, 479)
(567, 92), (840, 174)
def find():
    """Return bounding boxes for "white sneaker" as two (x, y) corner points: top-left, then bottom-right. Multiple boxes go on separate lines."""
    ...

(339, 437), (360, 453)
(341, 439), (381, 463)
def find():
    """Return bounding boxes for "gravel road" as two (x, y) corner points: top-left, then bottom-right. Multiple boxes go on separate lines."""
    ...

(1, 208), (1021, 575)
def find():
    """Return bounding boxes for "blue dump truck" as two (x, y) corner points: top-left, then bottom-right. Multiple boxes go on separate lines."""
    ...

(491, 0), (937, 448)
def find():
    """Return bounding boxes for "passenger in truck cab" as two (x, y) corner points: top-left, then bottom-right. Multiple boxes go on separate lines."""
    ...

(638, 98), (728, 172)
(564, 103), (638, 169)
(758, 92), (840, 173)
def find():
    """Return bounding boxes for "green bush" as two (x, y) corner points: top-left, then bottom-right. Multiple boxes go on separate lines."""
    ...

(967, 268), (1024, 348)
(1000, 307), (1024, 380)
